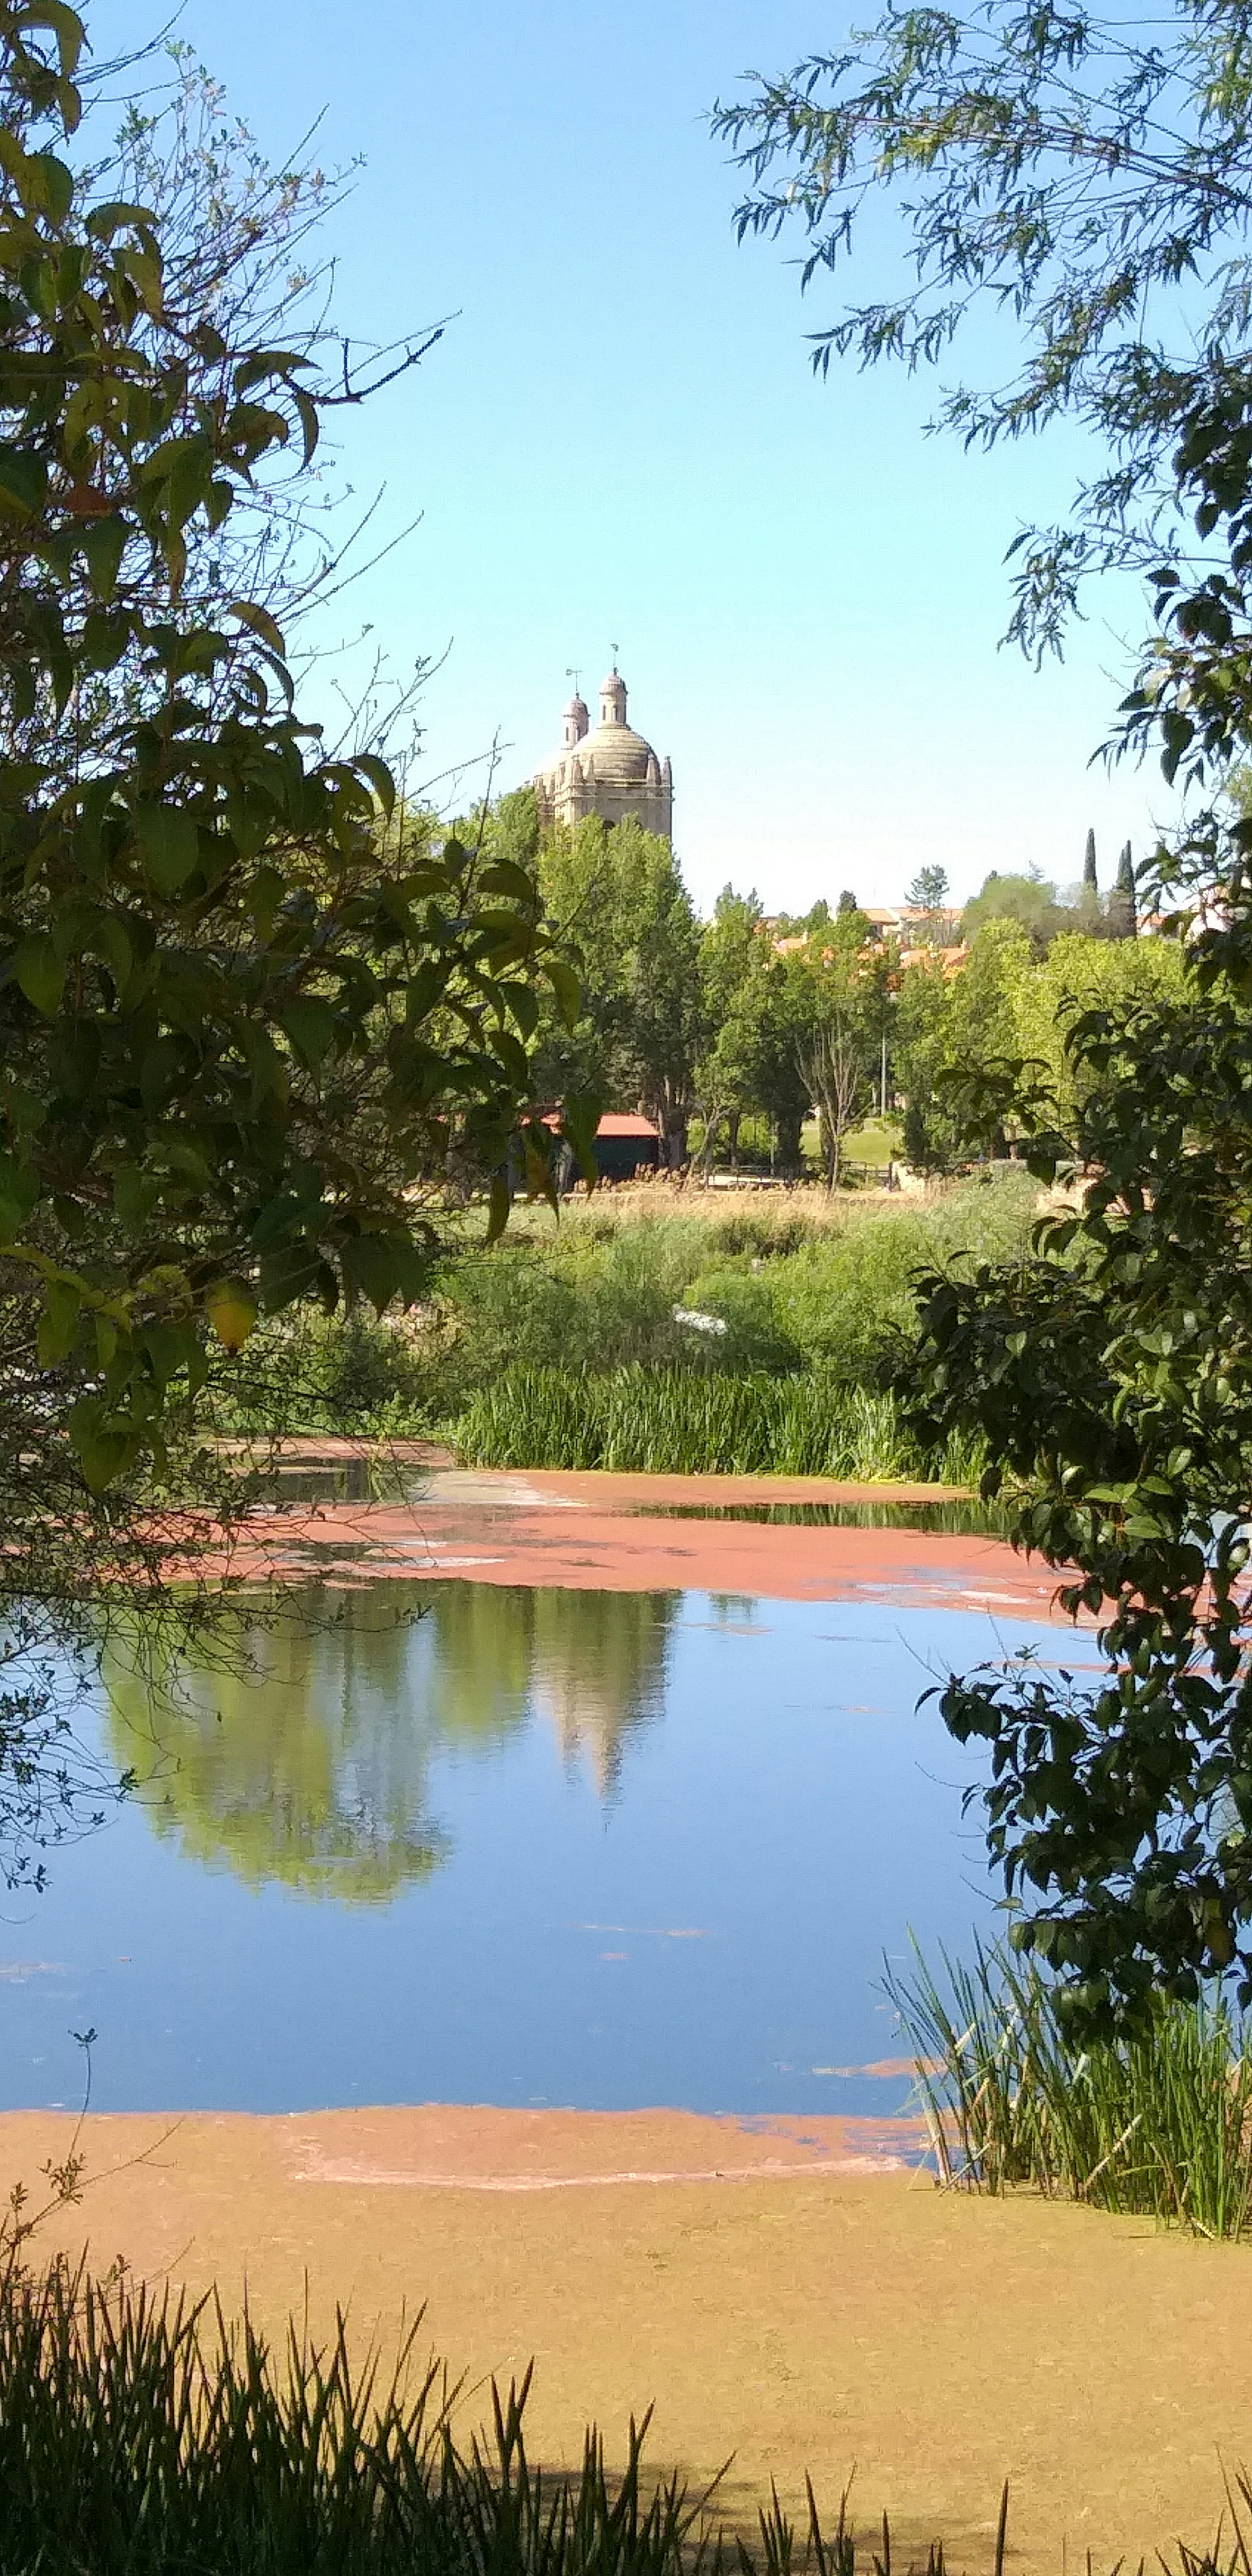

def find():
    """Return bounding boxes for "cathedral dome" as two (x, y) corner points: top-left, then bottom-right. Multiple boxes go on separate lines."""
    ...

(565, 718), (657, 787)
(533, 664), (672, 841)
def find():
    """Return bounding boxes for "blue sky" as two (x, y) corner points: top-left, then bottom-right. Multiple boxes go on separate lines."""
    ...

(93, 0), (1171, 915)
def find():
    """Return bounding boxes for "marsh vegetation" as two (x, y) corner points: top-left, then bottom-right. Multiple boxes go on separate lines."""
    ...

(892, 1942), (1252, 2240)
(208, 1173), (1038, 1478)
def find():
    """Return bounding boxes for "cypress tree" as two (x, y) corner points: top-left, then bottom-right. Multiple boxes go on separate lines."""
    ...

(1083, 827), (1098, 890)
(1109, 841), (1137, 939)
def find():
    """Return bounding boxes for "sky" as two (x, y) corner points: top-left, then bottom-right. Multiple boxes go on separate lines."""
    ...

(91, 0), (1174, 917)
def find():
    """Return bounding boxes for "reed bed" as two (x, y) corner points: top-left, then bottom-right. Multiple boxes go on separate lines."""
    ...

(0, 2260), (923, 2576)
(887, 1938), (1252, 2239)
(0, 2257), (1245, 2576)
(453, 1366), (983, 1482)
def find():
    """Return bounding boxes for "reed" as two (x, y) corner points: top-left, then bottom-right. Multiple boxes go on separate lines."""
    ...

(886, 1936), (1252, 2238)
(0, 2257), (1242, 2576)
(452, 1367), (983, 1481)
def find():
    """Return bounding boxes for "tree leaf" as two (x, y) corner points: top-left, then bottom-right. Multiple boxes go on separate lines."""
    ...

(0, 444), (47, 519)
(229, 597), (286, 656)
(281, 996), (338, 1069)
(132, 804), (201, 894)
(13, 931), (64, 1014)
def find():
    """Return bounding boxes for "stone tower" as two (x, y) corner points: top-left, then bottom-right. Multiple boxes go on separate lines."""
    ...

(533, 668), (672, 840)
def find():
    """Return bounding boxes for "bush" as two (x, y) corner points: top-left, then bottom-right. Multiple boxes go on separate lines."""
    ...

(205, 1176), (1042, 1442)
(207, 1308), (438, 1439)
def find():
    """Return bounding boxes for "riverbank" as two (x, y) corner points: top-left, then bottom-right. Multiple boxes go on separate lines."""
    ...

(7, 2103), (1249, 2576)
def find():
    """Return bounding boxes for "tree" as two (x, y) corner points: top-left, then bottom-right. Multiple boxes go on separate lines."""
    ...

(1007, 932), (1184, 1130)
(621, 838), (704, 1162)
(695, 886), (765, 1165)
(961, 872), (1071, 957)
(1083, 831), (1098, 896)
(535, 816), (701, 1161)
(717, 0), (1252, 2028)
(0, 0), (578, 1521)
(905, 864), (951, 944)
(715, 4), (1252, 664)
(1108, 842), (1138, 941)
(896, 918), (1033, 1167)
(895, 955), (957, 1172)
(800, 1006), (869, 1188)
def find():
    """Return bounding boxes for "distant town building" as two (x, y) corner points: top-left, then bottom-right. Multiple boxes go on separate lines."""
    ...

(534, 668), (672, 841)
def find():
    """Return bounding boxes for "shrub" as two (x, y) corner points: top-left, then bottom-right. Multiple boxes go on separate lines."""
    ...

(207, 1309), (437, 1439)
(205, 1176), (1042, 1441)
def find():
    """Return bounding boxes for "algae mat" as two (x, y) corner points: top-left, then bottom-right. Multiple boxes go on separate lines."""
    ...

(7, 2105), (1250, 2575)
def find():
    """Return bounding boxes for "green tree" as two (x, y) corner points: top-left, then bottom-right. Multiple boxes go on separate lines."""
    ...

(961, 872), (1072, 957)
(715, 2), (1252, 662)
(536, 815), (701, 1162)
(0, 0), (581, 1522)
(897, 919), (1033, 1167)
(1006, 933), (1184, 1129)
(905, 864), (951, 945)
(1108, 842), (1138, 941)
(718, 0), (1252, 2024)
(895, 954), (956, 1171)
(695, 884), (765, 1164)
(740, 949), (819, 1169)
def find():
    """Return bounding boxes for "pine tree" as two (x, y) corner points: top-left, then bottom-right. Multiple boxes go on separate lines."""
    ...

(1083, 827), (1098, 890)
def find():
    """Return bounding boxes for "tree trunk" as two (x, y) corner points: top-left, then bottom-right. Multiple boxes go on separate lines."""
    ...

(775, 1110), (803, 1170)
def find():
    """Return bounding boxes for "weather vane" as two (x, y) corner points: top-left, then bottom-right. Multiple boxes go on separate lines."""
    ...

(566, 665), (582, 693)
(610, 640), (620, 665)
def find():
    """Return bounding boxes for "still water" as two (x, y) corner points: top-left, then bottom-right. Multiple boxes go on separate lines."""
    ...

(0, 1583), (1079, 2119)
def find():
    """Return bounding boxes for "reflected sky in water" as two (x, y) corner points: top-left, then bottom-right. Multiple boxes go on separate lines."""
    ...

(0, 1583), (1089, 2118)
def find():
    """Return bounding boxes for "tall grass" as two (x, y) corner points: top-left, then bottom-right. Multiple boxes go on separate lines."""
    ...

(0, 2258), (943, 2576)
(0, 2256), (1245, 2576)
(887, 1937), (1252, 2238)
(454, 1367), (983, 1481)
(204, 1175), (1042, 1443)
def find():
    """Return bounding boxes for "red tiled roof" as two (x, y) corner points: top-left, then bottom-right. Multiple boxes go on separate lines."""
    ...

(539, 1110), (660, 1139)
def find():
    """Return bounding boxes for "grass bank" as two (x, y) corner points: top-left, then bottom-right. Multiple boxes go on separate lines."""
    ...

(891, 1940), (1252, 2238)
(454, 1367), (984, 1481)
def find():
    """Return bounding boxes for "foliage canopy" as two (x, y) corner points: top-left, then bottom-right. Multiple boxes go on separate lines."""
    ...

(720, 0), (1252, 2026)
(0, 0), (576, 1501)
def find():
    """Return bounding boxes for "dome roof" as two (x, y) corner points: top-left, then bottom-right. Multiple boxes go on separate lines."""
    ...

(564, 693), (589, 721)
(561, 719), (657, 787)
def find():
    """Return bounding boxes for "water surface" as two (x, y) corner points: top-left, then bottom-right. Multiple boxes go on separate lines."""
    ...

(0, 1583), (1083, 2119)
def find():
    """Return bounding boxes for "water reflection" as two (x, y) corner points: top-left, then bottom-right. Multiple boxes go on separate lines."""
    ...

(102, 1585), (678, 1901)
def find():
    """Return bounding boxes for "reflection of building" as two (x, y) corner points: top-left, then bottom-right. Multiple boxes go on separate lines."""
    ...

(529, 1590), (675, 1794)
(534, 669), (672, 840)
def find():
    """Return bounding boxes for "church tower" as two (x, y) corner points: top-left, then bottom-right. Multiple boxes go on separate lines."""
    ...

(534, 667), (673, 840)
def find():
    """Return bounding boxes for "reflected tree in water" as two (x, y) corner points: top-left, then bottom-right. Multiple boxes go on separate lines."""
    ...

(101, 1584), (678, 1894)
(103, 1597), (459, 1903)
